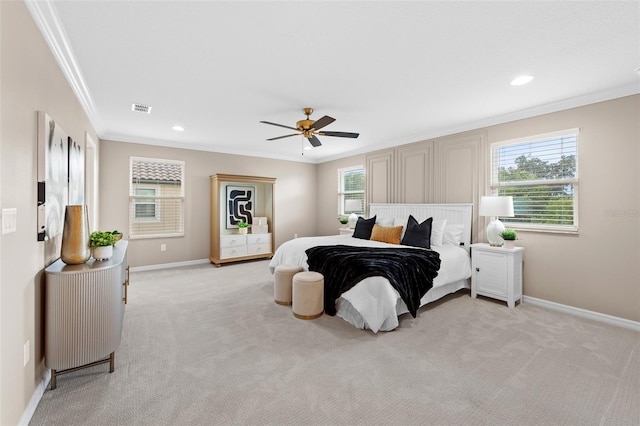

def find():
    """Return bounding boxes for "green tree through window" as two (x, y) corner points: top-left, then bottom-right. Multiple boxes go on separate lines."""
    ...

(491, 130), (578, 232)
(338, 166), (365, 216)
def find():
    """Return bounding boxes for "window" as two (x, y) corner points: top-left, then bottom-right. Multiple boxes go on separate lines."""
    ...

(338, 166), (365, 216)
(133, 187), (159, 221)
(129, 157), (185, 238)
(490, 129), (578, 233)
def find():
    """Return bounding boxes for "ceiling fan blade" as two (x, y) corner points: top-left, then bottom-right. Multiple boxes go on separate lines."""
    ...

(307, 135), (322, 147)
(311, 115), (335, 131)
(318, 131), (359, 139)
(259, 120), (298, 131)
(266, 133), (299, 141)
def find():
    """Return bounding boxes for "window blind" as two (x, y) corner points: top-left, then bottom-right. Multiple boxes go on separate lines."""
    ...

(129, 157), (185, 238)
(490, 129), (578, 232)
(338, 166), (365, 215)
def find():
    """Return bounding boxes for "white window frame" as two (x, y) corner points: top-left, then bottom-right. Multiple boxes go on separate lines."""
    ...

(489, 129), (579, 234)
(129, 157), (185, 239)
(338, 165), (365, 216)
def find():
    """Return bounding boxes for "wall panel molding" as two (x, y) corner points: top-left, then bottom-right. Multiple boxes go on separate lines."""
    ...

(395, 141), (433, 203)
(434, 131), (486, 242)
(365, 150), (395, 210)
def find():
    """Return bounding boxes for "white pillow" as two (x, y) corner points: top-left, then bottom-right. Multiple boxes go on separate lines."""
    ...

(430, 219), (447, 246)
(443, 224), (464, 246)
(393, 217), (407, 238)
(376, 217), (395, 227)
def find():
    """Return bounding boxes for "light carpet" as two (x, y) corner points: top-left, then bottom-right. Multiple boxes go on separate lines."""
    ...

(30, 260), (639, 425)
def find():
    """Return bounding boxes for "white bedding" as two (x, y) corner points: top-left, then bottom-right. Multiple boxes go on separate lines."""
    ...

(268, 234), (471, 332)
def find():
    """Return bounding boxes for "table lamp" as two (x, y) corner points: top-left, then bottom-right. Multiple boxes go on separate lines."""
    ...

(479, 196), (514, 246)
(345, 199), (363, 229)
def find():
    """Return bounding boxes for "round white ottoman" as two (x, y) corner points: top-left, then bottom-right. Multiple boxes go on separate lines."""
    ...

(292, 271), (324, 320)
(274, 264), (303, 306)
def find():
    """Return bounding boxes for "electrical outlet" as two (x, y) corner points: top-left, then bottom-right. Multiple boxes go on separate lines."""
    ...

(160, 244), (166, 251)
(24, 340), (30, 367)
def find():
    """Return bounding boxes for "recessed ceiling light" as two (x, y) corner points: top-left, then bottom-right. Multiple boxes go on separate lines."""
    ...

(304, 146), (312, 150)
(172, 125), (184, 132)
(510, 75), (535, 86)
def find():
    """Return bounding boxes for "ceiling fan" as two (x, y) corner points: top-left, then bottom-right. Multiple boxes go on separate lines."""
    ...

(259, 108), (359, 147)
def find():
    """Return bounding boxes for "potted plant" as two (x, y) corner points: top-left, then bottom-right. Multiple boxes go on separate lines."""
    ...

(338, 216), (349, 226)
(89, 230), (117, 260)
(111, 229), (123, 243)
(501, 228), (517, 249)
(237, 221), (249, 235)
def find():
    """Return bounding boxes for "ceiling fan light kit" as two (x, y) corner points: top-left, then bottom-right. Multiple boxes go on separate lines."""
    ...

(260, 107), (359, 149)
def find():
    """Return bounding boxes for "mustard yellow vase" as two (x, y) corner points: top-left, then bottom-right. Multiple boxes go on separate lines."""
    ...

(60, 205), (91, 264)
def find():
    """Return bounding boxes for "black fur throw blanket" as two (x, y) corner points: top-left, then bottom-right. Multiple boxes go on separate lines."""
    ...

(305, 245), (441, 317)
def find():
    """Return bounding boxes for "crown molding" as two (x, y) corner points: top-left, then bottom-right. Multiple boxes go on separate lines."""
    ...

(327, 83), (640, 163)
(24, 0), (105, 135)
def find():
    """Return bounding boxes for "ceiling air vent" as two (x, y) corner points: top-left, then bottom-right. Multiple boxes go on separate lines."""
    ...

(131, 103), (152, 114)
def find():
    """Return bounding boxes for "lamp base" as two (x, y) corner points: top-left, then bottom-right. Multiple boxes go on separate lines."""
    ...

(347, 213), (358, 229)
(486, 219), (505, 247)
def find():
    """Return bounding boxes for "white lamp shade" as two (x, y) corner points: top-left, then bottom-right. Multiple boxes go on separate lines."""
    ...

(345, 199), (363, 212)
(479, 196), (514, 218)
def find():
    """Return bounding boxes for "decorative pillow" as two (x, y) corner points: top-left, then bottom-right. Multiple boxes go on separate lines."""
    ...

(393, 217), (407, 238)
(370, 224), (403, 245)
(443, 224), (464, 246)
(352, 215), (377, 240)
(400, 215), (433, 249)
(376, 217), (395, 227)
(430, 219), (448, 246)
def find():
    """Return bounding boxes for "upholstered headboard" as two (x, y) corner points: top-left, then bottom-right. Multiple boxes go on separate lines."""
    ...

(369, 203), (473, 254)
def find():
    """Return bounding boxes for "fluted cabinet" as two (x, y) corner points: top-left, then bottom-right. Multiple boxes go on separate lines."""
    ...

(44, 241), (129, 389)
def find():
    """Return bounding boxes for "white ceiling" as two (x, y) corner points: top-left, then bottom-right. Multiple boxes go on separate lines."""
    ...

(28, 1), (640, 164)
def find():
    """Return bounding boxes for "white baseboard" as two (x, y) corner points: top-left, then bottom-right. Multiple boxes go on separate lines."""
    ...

(130, 258), (210, 272)
(19, 369), (50, 426)
(523, 296), (640, 332)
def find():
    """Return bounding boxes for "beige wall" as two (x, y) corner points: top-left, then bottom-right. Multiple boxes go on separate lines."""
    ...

(0, 2), (99, 424)
(487, 96), (639, 321)
(99, 140), (317, 268)
(316, 154), (366, 235)
(317, 95), (640, 323)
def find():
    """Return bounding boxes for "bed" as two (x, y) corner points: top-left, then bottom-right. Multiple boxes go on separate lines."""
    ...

(269, 203), (473, 332)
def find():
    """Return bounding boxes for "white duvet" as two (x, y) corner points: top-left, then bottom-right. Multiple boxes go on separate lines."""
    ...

(269, 235), (471, 332)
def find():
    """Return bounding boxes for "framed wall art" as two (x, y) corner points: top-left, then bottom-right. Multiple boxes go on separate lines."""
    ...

(37, 112), (69, 244)
(226, 185), (255, 228)
(37, 111), (85, 265)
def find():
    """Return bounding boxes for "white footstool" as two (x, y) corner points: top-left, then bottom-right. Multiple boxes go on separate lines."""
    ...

(274, 264), (303, 306)
(292, 271), (324, 320)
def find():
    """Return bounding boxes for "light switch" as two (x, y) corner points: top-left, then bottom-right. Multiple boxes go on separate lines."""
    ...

(2, 208), (17, 234)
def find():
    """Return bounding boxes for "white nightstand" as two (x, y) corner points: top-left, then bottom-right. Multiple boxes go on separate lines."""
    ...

(339, 227), (354, 236)
(470, 243), (524, 308)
